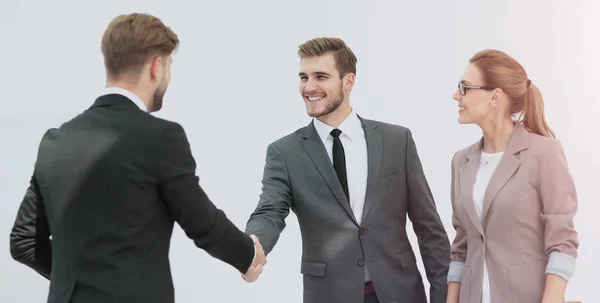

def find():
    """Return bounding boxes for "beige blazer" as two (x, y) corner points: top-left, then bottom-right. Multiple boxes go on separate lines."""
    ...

(449, 124), (579, 303)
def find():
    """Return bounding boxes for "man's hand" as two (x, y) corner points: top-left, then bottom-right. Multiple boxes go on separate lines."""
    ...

(242, 234), (266, 283)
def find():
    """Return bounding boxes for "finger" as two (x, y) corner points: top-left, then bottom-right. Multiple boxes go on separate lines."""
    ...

(243, 272), (255, 283)
(244, 265), (263, 281)
(244, 272), (258, 283)
(250, 267), (263, 281)
(245, 265), (260, 276)
(249, 234), (259, 244)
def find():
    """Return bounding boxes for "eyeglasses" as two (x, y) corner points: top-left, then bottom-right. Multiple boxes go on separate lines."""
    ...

(458, 82), (492, 96)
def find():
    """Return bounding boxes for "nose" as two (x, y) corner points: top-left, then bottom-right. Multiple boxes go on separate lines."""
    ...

(305, 78), (318, 92)
(452, 89), (461, 101)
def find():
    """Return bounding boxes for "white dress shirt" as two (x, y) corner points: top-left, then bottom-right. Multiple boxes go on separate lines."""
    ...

(101, 86), (148, 112)
(313, 110), (370, 281)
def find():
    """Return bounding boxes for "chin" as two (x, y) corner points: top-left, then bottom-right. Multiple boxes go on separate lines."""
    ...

(306, 106), (323, 118)
(307, 111), (323, 118)
(457, 116), (473, 124)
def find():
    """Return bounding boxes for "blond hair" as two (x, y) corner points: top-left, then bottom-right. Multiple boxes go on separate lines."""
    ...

(297, 37), (357, 78)
(101, 13), (179, 79)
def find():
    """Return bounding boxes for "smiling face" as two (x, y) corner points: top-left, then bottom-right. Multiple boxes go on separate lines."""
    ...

(298, 53), (352, 119)
(452, 63), (497, 125)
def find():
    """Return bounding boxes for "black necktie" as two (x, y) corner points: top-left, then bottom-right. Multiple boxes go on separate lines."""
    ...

(330, 129), (349, 201)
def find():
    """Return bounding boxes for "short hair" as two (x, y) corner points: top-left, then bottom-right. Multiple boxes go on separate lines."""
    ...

(297, 37), (357, 78)
(101, 13), (179, 78)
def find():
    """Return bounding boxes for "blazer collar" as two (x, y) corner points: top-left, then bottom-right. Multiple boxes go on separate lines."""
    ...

(464, 123), (530, 161)
(89, 94), (143, 112)
(302, 114), (376, 139)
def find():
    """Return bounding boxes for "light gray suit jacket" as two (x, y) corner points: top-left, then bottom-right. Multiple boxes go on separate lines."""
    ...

(246, 116), (451, 303)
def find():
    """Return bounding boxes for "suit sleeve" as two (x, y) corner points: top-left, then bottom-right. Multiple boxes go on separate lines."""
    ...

(10, 173), (52, 280)
(158, 122), (255, 274)
(404, 129), (451, 302)
(538, 140), (579, 282)
(448, 152), (467, 283)
(245, 143), (293, 255)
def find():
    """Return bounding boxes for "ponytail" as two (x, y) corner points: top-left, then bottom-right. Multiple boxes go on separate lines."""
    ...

(520, 81), (555, 138)
(470, 49), (556, 138)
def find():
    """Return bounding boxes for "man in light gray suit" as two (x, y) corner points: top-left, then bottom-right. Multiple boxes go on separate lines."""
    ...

(245, 37), (451, 303)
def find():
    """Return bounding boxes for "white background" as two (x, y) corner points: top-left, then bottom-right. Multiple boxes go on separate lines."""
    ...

(1, 0), (597, 302)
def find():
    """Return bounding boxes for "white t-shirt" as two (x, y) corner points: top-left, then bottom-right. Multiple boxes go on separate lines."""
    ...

(472, 151), (504, 303)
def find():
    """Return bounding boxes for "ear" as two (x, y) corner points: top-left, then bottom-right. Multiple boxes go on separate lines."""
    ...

(149, 56), (164, 82)
(490, 87), (504, 106)
(343, 73), (355, 90)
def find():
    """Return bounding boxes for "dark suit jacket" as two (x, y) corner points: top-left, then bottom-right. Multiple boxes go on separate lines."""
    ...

(245, 117), (451, 303)
(9, 94), (255, 303)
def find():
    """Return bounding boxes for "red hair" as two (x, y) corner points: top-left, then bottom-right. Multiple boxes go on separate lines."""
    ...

(470, 49), (555, 138)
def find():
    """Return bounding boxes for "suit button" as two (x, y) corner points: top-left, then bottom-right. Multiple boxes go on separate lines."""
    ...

(358, 259), (364, 266)
(359, 228), (365, 235)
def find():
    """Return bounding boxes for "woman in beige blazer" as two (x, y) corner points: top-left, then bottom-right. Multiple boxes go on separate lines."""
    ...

(446, 49), (579, 303)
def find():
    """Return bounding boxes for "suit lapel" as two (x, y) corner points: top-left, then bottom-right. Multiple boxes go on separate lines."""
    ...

(300, 122), (358, 225)
(481, 125), (528, 222)
(360, 118), (382, 223)
(459, 124), (529, 233)
(458, 143), (485, 236)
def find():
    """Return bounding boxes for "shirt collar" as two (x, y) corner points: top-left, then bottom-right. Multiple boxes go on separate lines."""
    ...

(101, 86), (148, 112)
(313, 109), (363, 142)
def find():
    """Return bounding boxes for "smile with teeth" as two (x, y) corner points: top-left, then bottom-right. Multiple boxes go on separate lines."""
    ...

(307, 96), (325, 102)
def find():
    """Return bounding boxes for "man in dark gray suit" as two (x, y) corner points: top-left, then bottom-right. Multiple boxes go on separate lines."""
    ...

(245, 37), (451, 303)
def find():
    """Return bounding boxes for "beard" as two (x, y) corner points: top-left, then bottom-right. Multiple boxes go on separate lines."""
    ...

(149, 79), (167, 112)
(308, 83), (345, 118)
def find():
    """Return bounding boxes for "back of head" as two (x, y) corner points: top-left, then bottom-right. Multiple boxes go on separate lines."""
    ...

(297, 37), (357, 78)
(101, 13), (179, 80)
(470, 49), (555, 138)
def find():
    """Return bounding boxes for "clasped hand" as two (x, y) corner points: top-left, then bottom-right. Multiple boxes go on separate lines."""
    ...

(242, 235), (266, 283)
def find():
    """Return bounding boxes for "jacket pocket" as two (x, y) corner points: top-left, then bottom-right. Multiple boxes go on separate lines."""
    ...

(507, 260), (546, 303)
(397, 250), (417, 268)
(300, 261), (326, 277)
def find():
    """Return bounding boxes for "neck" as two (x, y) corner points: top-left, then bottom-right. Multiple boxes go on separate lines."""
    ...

(316, 102), (352, 128)
(105, 80), (151, 110)
(480, 117), (515, 153)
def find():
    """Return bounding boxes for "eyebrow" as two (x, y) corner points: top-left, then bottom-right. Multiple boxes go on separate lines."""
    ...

(299, 71), (332, 77)
(460, 80), (473, 85)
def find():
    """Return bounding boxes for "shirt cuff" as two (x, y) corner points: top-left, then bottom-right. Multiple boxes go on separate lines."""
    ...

(545, 251), (576, 282)
(447, 261), (464, 283)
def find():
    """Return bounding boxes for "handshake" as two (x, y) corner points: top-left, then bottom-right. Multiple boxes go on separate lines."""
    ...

(242, 235), (267, 283)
